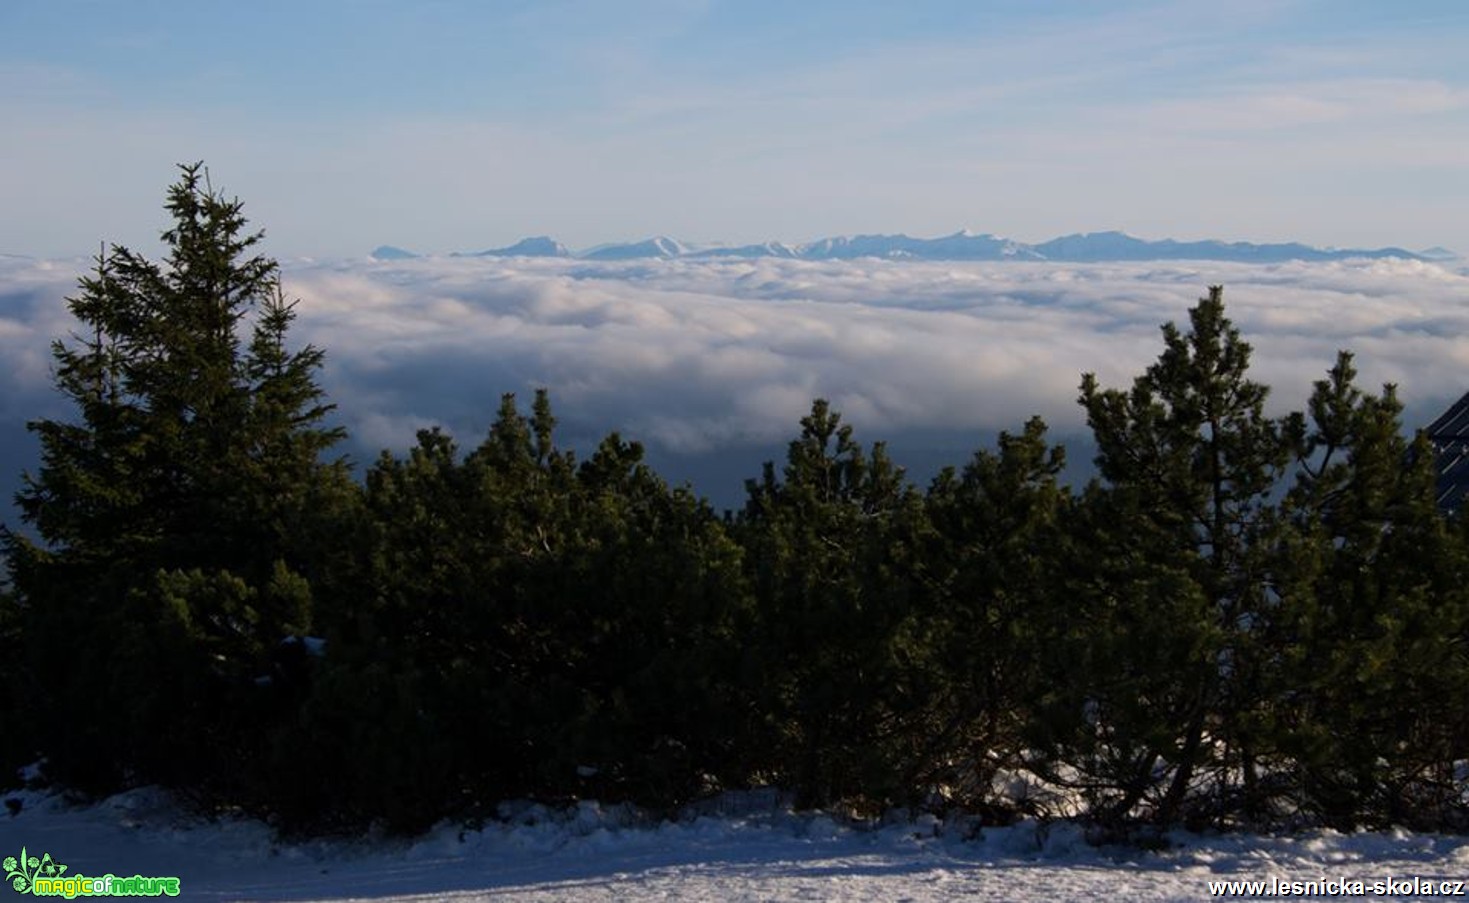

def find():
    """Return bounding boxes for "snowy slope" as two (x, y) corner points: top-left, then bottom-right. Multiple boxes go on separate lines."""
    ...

(3, 787), (1469, 901)
(454, 237), (572, 258)
(581, 236), (687, 260)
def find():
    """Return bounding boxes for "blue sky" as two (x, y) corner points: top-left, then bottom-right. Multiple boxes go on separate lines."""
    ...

(3, 0), (1467, 257)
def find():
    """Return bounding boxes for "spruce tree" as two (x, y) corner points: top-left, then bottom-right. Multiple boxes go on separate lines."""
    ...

(4, 163), (350, 795)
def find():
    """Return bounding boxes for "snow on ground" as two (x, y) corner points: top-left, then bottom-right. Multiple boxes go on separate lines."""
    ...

(3, 786), (1469, 901)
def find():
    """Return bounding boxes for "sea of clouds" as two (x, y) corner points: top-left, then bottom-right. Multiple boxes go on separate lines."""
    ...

(2, 254), (1468, 510)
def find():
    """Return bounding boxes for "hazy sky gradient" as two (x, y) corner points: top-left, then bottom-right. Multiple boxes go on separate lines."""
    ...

(3, 0), (1467, 258)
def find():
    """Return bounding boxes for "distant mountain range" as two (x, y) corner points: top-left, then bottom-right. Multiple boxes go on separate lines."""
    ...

(371, 231), (1453, 264)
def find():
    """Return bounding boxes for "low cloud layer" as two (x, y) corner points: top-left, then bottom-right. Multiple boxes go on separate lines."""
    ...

(3, 255), (1469, 507)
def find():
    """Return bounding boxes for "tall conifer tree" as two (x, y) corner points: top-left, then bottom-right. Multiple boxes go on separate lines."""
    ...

(4, 163), (349, 793)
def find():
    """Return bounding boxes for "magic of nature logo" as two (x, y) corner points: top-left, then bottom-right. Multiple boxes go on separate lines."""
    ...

(4, 848), (180, 898)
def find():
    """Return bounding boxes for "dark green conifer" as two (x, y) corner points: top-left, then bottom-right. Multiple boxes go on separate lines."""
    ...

(1271, 353), (1469, 828)
(916, 417), (1070, 813)
(737, 399), (925, 809)
(1074, 287), (1299, 826)
(4, 163), (350, 794)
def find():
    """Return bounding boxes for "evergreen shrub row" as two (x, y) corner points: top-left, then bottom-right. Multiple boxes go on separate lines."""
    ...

(3, 167), (1466, 836)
